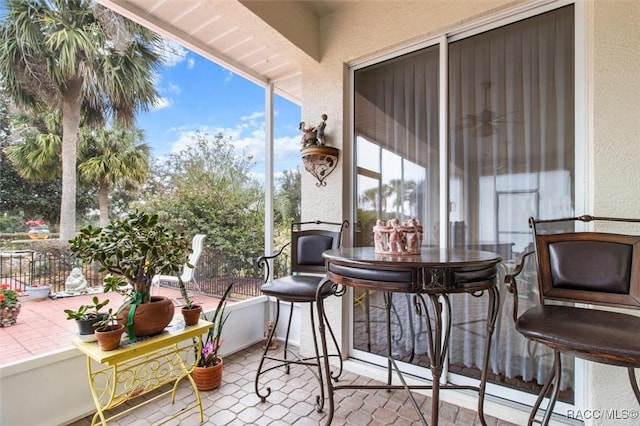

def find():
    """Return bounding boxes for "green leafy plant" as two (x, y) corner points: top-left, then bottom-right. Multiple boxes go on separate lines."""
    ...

(197, 283), (233, 367)
(69, 210), (193, 306)
(64, 296), (109, 321)
(93, 307), (120, 330)
(0, 283), (19, 308)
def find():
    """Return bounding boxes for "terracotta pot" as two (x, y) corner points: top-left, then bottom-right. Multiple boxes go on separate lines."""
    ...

(182, 305), (202, 326)
(95, 324), (125, 351)
(117, 296), (174, 338)
(75, 314), (109, 342)
(192, 358), (223, 390)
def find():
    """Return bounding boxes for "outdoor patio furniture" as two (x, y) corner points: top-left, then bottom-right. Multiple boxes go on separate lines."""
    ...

(254, 220), (348, 412)
(152, 234), (206, 301)
(505, 215), (640, 425)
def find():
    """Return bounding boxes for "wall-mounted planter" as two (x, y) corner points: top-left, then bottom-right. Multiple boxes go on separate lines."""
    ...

(301, 145), (340, 187)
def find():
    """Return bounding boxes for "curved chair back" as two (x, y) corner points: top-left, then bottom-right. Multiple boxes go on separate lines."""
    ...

(530, 215), (640, 308)
(290, 220), (347, 275)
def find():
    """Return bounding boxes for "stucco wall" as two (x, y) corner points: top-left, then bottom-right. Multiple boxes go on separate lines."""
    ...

(298, 0), (640, 424)
(589, 1), (640, 425)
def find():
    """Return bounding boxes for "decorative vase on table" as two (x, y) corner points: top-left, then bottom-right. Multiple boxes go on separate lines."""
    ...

(26, 285), (51, 301)
(192, 358), (224, 390)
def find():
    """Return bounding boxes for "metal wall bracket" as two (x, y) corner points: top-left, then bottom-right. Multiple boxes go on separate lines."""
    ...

(301, 145), (340, 187)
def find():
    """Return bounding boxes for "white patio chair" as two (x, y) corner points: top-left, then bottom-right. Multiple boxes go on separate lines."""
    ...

(152, 234), (206, 301)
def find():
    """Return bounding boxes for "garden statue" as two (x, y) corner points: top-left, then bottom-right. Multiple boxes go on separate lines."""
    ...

(65, 267), (88, 295)
(263, 320), (278, 350)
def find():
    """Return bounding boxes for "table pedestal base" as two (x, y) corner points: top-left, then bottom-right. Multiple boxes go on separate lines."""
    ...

(317, 279), (499, 426)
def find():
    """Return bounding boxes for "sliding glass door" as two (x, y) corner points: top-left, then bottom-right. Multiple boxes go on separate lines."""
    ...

(352, 4), (576, 406)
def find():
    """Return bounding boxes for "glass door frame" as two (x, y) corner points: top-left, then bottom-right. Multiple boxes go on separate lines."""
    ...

(346, 0), (587, 413)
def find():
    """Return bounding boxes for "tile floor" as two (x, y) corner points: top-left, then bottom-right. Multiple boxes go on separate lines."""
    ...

(67, 343), (517, 426)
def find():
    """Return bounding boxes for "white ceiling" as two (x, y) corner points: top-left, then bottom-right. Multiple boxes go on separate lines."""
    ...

(97, 1), (345, 104)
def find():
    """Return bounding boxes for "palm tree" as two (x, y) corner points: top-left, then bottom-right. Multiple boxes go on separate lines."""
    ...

(6, 110), (62, 181)
(79, 126), (150, 226)
(0, 0), (162, 240)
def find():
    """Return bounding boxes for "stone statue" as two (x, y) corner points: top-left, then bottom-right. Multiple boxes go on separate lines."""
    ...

(263, 320), (278, 350)
(65, 267), (88, 295)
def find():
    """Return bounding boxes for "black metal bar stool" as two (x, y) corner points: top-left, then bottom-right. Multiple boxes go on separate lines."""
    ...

(255, 219), (348, 412)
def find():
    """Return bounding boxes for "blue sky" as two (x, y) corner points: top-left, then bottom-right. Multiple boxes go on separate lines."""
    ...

(137, 40), (302, 182)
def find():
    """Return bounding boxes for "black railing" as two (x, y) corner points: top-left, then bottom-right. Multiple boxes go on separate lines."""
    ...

(0, 248), (269, 300)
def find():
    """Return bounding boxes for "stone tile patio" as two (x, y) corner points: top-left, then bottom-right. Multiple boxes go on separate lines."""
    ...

(67, 344), (517, 426)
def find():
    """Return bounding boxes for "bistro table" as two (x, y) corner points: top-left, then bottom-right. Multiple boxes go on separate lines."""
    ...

(316, 247), (501, 425)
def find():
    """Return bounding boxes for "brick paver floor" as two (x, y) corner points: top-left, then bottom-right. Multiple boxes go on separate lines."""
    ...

(67, 344), (517, 426)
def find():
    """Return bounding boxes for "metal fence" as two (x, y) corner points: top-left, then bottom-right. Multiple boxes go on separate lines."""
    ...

(0, 248), (271, 300)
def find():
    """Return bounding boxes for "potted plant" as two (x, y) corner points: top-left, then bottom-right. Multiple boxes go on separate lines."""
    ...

(179, 279), (202, 326)
(192, 283), (233, 390)
(93, 307), (125, 351)
(64, 296), (110, 341)
(26, 219), (50, 240)
(69, 210), (193, 340)
(0, 283), (21, 327)
(25, 282), (51, 300)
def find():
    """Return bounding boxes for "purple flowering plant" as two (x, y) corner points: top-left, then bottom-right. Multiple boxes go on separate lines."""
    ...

(196, 283), (233, 367)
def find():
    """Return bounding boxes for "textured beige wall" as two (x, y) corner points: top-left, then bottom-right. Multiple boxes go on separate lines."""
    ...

(588, 1), (640, 424)
(298, 0), (640, 423)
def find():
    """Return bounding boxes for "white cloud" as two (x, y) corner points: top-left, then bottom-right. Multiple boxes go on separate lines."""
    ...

(164, 111), (302, 176)
(157, 38), (189, 67)
(167, 83), (181, 95)
(187, 58), (196, 69)
(153, 97), (172, 110)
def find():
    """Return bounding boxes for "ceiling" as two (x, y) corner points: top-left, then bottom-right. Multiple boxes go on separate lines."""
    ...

(97, 1), (346, 104)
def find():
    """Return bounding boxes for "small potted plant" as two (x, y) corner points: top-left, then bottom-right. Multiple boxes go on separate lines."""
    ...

(64, 296), (110, 341)
(179, 278), (202, 326)
(69, 210), (193, 340)
(25, 282), (51, 300)
(26, 219), (50, 240)
(93, 308), (125, 351)
(192, 283), (233, 390)
(0, 283), (21, 327)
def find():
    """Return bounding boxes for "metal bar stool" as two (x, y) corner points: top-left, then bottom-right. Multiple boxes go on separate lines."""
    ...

(255, 220), (348, 412)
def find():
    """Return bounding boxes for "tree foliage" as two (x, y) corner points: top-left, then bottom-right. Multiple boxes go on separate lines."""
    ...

(274, 168), (301, 225)
(0, 85), (94, 229)
(138, 131), (264, 261)
(0, 0), (162, 239)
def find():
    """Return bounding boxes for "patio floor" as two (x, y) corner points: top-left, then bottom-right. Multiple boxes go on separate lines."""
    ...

(0, 287), (222, 366)
(3, 289), (517, 425)
(66, 343), (516, 426)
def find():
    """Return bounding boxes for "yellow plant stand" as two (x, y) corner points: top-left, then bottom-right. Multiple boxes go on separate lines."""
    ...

(73, 319), (213, 425)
